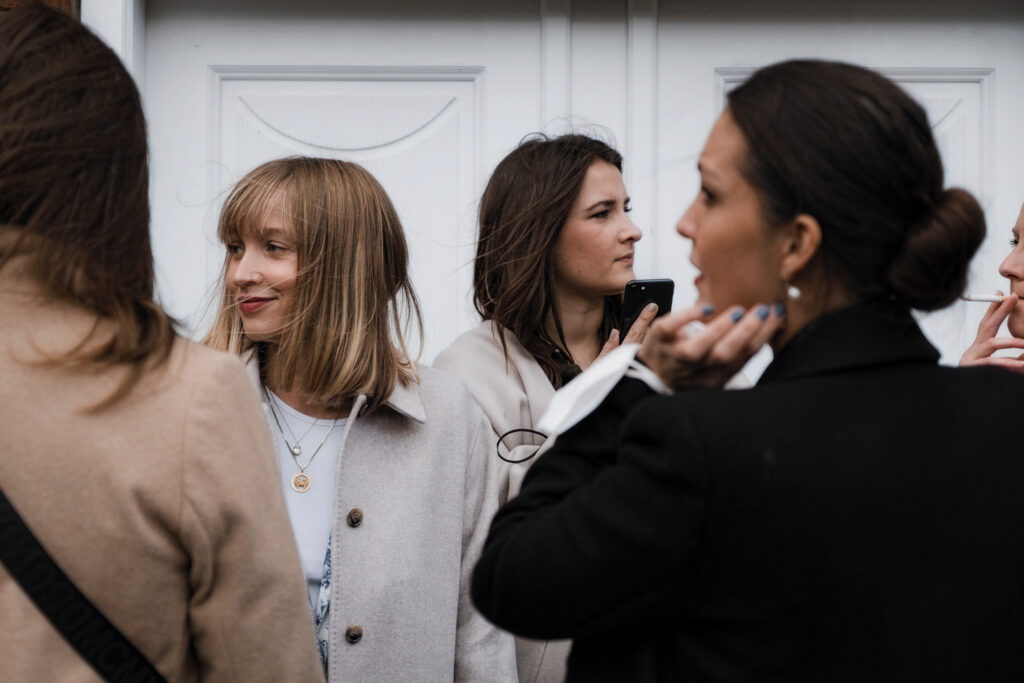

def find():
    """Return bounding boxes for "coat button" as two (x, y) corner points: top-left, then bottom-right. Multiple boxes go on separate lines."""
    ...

(345, 625), (363, 644)
(347, 508), (363, 527)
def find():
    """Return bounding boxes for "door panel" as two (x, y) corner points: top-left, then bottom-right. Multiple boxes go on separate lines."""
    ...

(212, 67), (480, 350)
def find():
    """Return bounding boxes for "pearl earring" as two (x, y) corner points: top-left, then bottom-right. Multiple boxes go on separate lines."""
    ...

(786, 283), (802, 300)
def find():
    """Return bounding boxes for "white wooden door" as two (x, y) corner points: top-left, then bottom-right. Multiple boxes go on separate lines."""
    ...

(86, 0), (1024, 366)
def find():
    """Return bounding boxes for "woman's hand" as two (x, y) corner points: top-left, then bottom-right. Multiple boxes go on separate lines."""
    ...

(596, 302), (660, 359)
(960, 293), (1024, 372)
(638, 302), (784, 390)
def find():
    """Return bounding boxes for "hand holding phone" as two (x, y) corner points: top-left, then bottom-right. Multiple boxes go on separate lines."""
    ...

(621, 279), (674, 338)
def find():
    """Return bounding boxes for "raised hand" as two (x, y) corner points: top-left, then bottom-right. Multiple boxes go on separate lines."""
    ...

(960, 293), (1024, 372)
(638, 302), (784, 390)
(596, 302), (661, 360)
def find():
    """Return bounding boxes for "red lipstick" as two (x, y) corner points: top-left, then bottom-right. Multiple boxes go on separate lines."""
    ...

(238, 297), (273, 314)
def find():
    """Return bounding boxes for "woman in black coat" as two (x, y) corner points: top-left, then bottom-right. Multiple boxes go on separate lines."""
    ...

(472, 59), (1024, 682)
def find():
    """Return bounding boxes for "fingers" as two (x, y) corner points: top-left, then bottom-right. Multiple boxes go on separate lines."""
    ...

(960, 335), (1024, 366)
(981, 337), (1024, 353)
(742, 303), (787, 354)
(638, 301), (781, 390)
(648, 303), (714, 341)
(599, 329), (621, 356)
(675, 302), (777, 364)
(664, 305), (740, 361)
(703, 303), (784, 367)
(962, 356), (1024, 373)
(637, 303), (714, 379)
(621, 302), (659, 344)
(975, 293), (1017, 340)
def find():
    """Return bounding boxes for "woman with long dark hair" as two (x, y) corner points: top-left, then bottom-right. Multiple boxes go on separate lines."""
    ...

(473, 60), (1024, 681)
(435, 134), (656, 681)
(0, 4), (322, 681)
(435, 134), (655, 495)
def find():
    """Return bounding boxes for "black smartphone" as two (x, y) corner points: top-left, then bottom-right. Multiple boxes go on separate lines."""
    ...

(621, 278), (674, 335)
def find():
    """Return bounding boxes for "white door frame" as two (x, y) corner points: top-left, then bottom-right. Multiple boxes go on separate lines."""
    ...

(81, 0), (146, 86)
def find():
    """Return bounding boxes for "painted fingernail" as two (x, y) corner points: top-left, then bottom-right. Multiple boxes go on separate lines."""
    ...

(756, 304), (770, 321)
(773, 302), (786, 317)
(646, 303), (657, 313)
(730, 308), (745, 323)
(701, 303), (715, 316)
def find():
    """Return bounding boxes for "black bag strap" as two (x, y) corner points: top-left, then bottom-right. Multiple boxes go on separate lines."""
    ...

(0, 486), (166, 682)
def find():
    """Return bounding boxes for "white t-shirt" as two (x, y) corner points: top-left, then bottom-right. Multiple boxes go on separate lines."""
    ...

(264, 390), (347, 608)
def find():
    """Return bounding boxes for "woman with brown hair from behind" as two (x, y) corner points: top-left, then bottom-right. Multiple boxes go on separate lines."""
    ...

(0, 3), (323, 681)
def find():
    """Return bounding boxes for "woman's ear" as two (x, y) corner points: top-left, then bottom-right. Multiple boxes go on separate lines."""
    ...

(778, 213), (822, 282)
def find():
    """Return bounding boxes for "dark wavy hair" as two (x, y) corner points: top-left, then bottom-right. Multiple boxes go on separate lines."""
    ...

(727, 59), (984, 311)
(474, 133), (624, 387)
(0, 2), (175, 409)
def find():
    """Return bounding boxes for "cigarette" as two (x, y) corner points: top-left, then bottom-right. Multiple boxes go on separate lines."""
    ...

(960, 294), (1007, 303)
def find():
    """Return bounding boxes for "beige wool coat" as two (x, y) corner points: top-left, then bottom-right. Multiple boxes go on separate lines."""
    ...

(434, 320), (570, 683)
(0, 269), (324, 683)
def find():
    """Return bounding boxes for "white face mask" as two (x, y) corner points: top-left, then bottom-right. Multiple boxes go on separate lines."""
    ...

(538, 343), (668, 437)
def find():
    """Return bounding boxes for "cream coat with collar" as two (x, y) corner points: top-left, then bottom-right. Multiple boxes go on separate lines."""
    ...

(433, 321), (556, 505)
(245, 358), (517, 683)
(434, 321), (570, 683)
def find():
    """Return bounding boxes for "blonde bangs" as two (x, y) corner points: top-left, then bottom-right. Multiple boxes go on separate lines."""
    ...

(216, 169), (295, 247)
(205, 157), (422, 413)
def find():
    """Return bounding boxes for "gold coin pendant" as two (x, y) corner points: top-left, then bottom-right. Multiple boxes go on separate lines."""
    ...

(291, 472), (312, 493)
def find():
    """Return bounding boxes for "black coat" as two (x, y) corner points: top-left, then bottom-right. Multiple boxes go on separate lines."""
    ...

(472, 302), (1024, 682)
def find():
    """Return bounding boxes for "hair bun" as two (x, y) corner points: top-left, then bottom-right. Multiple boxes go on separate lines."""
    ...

(886, 188), (985, 311)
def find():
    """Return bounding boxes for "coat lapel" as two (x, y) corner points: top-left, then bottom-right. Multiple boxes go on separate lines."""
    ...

(380, 377), (427, 424)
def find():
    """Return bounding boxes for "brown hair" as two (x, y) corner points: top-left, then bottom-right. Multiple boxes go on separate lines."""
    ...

(727, 59), (985, 310)
(0, 2), (176, 409)
(474, 133), (624, 387)
(205, 157), (422, 413)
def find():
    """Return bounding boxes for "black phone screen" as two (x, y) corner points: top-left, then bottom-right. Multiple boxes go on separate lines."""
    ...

(621, 278), (674, 334)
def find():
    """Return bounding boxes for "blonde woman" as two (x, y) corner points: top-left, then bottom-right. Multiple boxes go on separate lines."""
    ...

(206, 157), (516, 682)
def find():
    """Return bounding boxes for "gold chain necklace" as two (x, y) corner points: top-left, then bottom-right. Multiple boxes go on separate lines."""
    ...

(263, 386), (339, 493)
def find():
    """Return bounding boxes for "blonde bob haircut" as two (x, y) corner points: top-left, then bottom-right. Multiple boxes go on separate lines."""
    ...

(205, 157), (422, 413)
